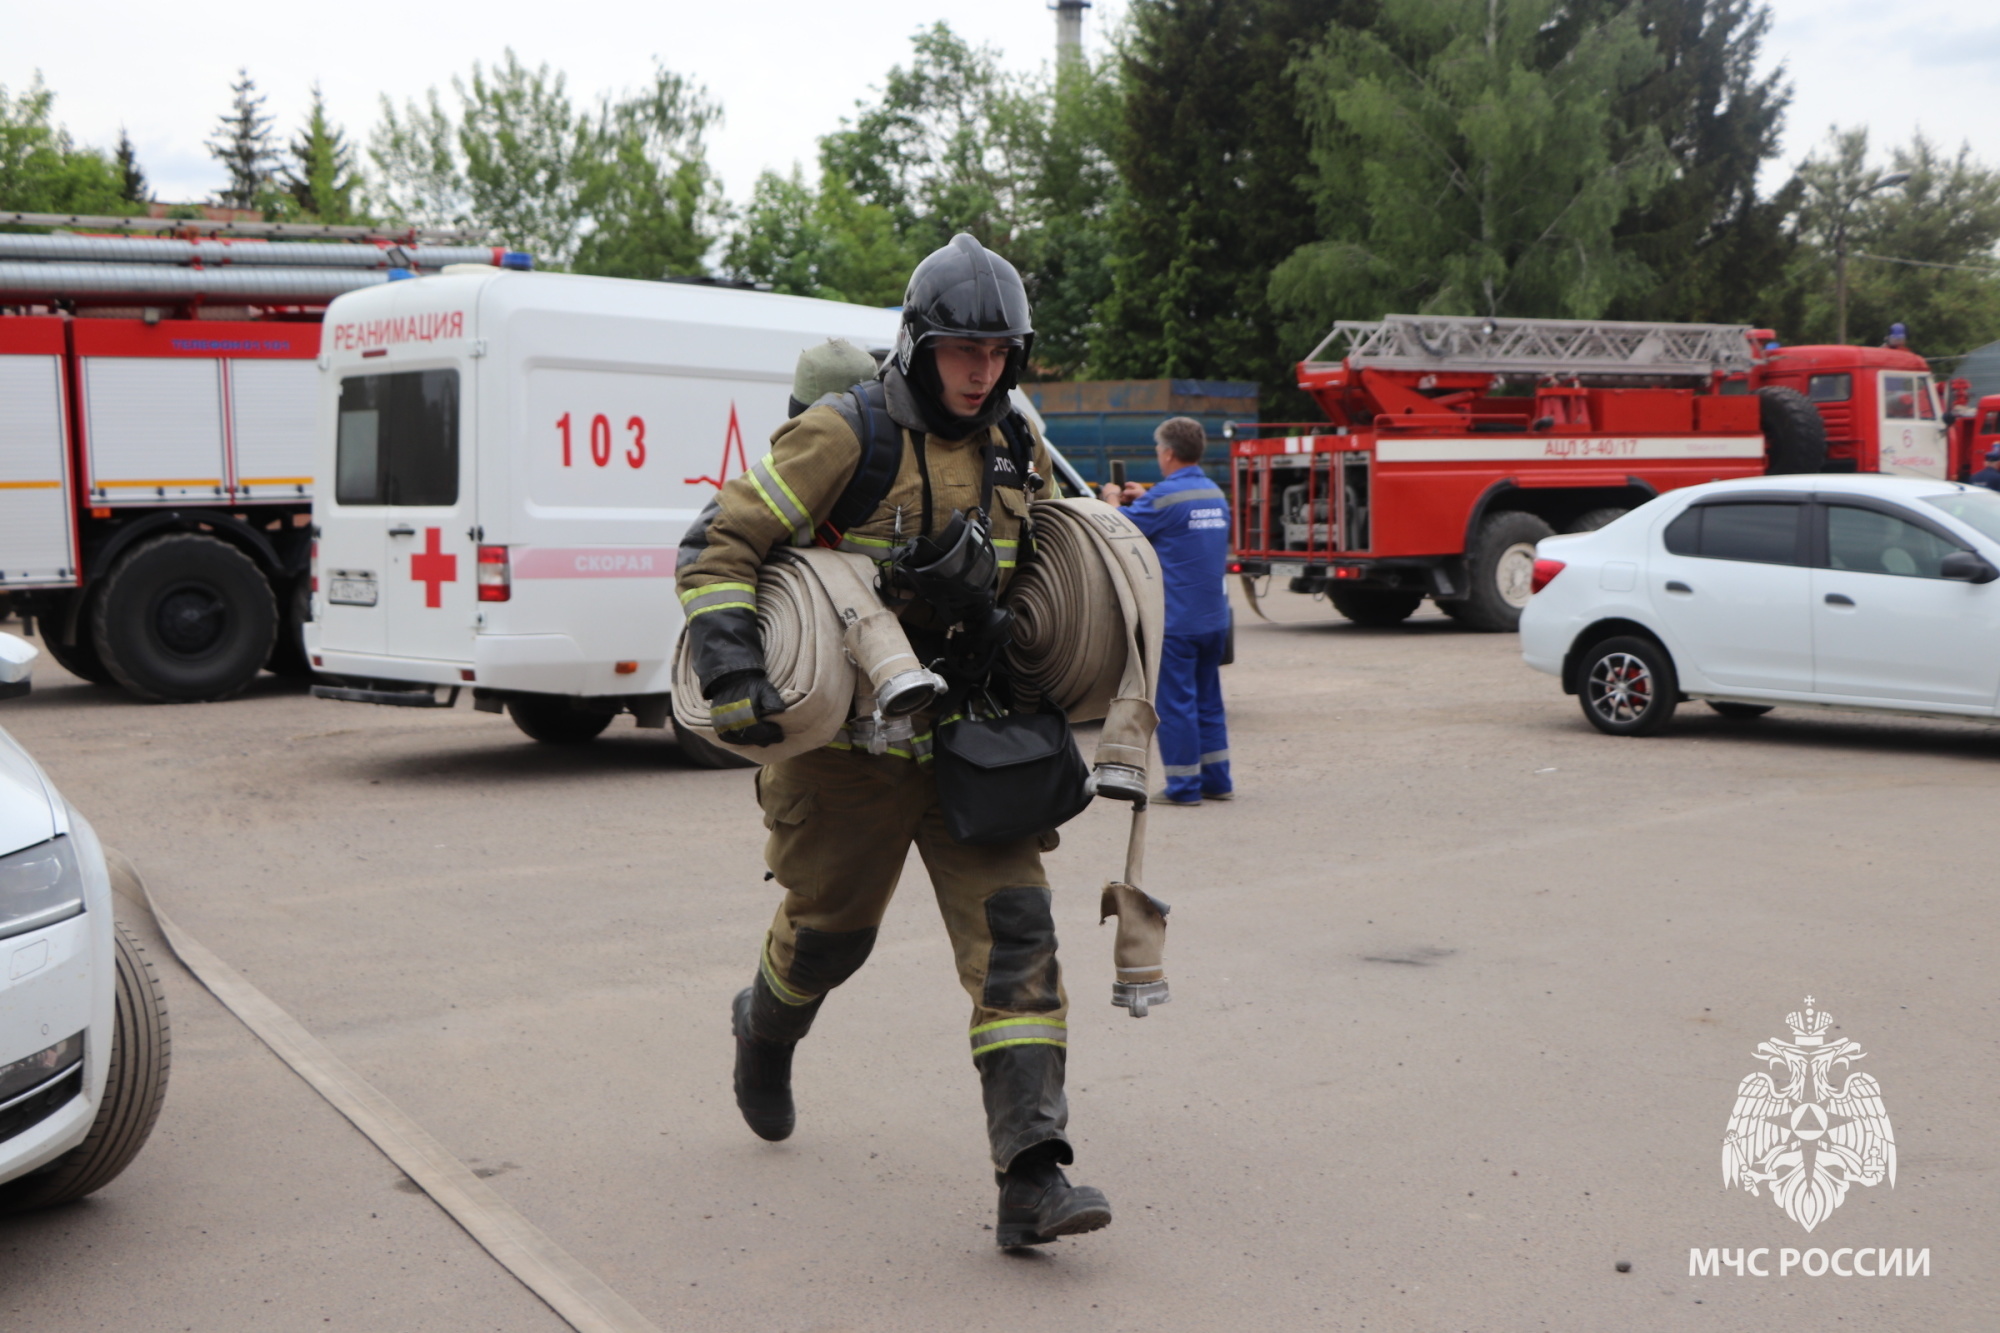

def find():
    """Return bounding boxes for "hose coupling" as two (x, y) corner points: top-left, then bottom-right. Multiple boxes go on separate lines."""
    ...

(1087, 763), (1148, 803)
(1112, 978), (1171, 1018)
(876, 667), (947, 717)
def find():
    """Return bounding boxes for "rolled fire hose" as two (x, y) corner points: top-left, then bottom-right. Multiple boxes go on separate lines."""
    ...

(1004, 497), (1171, 1016)
(672, 548), (910, 765)
(1003, 497), (1165, 798)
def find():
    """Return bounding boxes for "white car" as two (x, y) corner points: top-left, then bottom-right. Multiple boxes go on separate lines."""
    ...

(1521, 475), (2000, 736)
(0, 633), (170, 1210)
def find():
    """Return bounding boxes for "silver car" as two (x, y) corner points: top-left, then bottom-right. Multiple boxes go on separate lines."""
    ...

(0, 632), (170, 1209)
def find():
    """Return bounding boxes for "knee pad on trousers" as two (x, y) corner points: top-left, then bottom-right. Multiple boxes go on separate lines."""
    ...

(748, 925), (879, 1045)
(786, 925), (879, 996)
(982, 887), (1061, 1013)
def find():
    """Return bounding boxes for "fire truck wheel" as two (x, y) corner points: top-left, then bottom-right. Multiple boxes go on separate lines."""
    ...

(1705, 700), (1773, 719)
(1757, 386), (1829, 474)
(1447, 511), (1555, 632)
(0, 919), (171, 1213)
(1567, 507), (1628, 533)
(1576, 634), (1680, 737)
(672, 716), (759, 769)
(265, 577), (314, 679)
(93, 534), (278, 703)
(507, 696), (615, 744)
(1327, 586), (1424, 627)
(39, 598), (116, 685)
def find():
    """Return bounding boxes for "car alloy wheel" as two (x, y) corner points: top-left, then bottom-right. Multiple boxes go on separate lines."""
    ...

(1588, 651), (1654, 726)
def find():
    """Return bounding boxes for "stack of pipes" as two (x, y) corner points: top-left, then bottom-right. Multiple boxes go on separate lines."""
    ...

(0, 233), (532, 307)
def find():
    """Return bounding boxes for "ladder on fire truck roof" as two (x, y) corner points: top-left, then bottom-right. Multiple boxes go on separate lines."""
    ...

(1306, 314), (1758, 377)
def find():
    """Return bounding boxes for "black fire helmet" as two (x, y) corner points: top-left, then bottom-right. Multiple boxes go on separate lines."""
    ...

(895, 234), (1036, 406)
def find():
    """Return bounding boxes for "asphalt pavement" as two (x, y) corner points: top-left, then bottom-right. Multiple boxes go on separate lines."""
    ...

(0, 588), (1992, 1331)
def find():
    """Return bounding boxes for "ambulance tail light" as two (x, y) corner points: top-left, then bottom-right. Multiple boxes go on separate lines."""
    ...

(309, 539), (319, 593)
(477, 545), (511, 601)
(1530, 558), (1566, 594)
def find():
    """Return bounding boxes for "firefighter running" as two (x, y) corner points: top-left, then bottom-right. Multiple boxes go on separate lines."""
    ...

(675, 234), (1113, 1248)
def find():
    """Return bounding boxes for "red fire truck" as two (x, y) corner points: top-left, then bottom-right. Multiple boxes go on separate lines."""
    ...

(0, 215), (525, 700)
(1230, 314), (1955, 630)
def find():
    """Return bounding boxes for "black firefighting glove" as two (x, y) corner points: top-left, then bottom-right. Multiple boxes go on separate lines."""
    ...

(706, 669), (789, 746)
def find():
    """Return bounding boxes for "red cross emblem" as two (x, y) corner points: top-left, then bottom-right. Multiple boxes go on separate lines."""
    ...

(410, 527), (457, 608)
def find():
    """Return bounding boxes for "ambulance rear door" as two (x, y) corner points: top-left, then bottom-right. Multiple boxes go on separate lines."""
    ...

(334, 363), (474, 666)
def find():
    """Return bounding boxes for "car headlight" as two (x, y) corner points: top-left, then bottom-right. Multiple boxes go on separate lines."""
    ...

(0, 835), (85, 943)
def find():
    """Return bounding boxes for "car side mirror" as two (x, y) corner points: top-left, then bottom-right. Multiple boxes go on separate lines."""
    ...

(0, 633), (36, 700)
(1940, 551), (1999, 584)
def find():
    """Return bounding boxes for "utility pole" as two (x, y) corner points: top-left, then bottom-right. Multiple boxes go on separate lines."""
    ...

(1053, 0), (1091, 61)
(1833, 170), (1910, 345)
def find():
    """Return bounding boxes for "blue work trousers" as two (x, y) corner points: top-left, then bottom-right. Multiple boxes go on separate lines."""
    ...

(1157, 628), (1231, 801)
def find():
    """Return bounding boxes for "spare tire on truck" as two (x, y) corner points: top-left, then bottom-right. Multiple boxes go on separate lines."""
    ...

(1758, 386), (1828, 475)
(93, 533), (278, 703)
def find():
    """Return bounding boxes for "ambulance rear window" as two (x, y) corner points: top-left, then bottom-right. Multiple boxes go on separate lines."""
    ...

(336, 370), (459, 505)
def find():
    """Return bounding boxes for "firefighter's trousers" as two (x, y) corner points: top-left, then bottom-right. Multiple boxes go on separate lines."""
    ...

(745, 744), (1071, 1170)
(1157, 628), (1232, 802)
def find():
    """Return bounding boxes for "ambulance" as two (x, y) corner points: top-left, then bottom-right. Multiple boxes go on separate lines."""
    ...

(304, 267), (1080, 759)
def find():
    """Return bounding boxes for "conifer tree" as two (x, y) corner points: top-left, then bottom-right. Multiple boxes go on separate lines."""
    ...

(1095, 0), (1358, 402)
(207, 69), (277, 211)
(1573, 0), (1797, 323)
(281, 85), (360, 222)
(114, 128), (148, 204)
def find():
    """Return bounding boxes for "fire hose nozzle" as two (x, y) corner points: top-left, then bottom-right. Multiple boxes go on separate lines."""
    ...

(875, 667), (947, 717)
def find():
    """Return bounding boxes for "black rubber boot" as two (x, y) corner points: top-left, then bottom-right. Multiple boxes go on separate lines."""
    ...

(994, 1146), (1112, 1248)
(731, 987), (797, 1142)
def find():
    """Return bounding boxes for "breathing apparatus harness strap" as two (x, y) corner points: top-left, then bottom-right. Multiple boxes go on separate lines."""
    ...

(814, 378), (1035, 562)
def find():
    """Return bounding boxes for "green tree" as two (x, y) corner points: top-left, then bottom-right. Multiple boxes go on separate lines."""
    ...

(572, 66), (725, 279)
(1575, 0), (1797, 324)
(724, 166), (913, 304)
(819, 22), (1036, 252)
(368, 52), (722, 270)
(367, 89), (464, 229)
(0, 77), (127, 216)
(1096, 1), (1359, 401)
(114, 128), (149, 205)
(207, 69), (278, 211)
(279, 84), (361, 222)
(1271, 0), (1669, 338)
(1005, 43), (1124, 378)
(731, 21), (1121, 370)
(1791, 128), (2000, 357)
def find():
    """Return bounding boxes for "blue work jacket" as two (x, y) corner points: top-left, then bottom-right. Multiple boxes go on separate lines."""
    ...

(1123, 464), (1231, 636)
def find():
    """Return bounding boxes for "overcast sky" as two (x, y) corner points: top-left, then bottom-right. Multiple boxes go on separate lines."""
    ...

(6, 0), (1998, 214)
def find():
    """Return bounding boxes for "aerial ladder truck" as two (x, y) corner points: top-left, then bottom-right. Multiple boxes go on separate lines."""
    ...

(1229, 313), (1950, 630)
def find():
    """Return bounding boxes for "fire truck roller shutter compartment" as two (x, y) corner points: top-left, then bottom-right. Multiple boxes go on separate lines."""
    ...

(0, 320), (76, 588)
(229, 360), (318, 499)
(82, 357), (227, 504)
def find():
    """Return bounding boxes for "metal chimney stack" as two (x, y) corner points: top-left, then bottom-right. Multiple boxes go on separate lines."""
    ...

(1053, 0), (1091, 60)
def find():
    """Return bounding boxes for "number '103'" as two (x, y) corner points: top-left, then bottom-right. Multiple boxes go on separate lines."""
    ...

(557, 413), (647, 468)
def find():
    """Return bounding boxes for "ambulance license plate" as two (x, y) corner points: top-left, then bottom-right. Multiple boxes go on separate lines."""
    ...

(328, 574), (378, 606)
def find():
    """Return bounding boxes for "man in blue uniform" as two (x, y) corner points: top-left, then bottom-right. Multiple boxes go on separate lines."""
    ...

(1102, 416), (1233, 805)
(1971, 446), (2000, 493)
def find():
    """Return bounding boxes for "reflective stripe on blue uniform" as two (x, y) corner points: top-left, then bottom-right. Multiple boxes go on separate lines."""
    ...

(1123, 464), (1233, 800)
